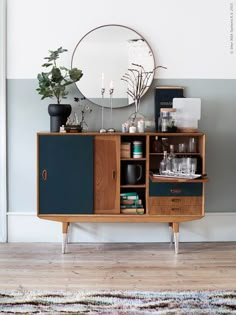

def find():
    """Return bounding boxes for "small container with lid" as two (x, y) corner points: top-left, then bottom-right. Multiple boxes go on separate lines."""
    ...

(133, 141), (143, 158)
(159, 108), (177, 132)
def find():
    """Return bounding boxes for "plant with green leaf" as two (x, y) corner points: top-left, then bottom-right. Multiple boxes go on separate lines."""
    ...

(36, 47), (83, 104)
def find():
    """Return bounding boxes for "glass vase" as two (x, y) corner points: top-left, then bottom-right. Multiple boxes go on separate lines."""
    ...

(128, 99), (145, 133)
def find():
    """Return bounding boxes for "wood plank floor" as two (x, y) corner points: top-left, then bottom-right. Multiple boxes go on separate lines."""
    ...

(0, 242), (236, 291)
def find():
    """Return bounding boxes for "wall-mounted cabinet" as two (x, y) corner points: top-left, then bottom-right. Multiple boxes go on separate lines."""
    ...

(37, 132), (208, 254)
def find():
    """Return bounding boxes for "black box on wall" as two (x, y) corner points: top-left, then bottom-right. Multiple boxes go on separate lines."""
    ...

(155, 86), (184, 131)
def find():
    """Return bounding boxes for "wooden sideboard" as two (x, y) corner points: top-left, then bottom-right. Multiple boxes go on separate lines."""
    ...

(37, 132), (209, 254)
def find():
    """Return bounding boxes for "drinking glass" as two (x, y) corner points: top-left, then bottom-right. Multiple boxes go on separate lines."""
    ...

(178, 143), (187, 153)
(186, 158), (192, 174)
(190, 158), (197, 174)
(172, 158), (179, 174)
(188, 137), (197, 153)
(159, 161), (166, 175)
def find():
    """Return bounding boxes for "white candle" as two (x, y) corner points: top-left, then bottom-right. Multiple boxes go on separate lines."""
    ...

(129, 125), (136, 133)
(137, 119), (145, 133)
(109, 80), (114, 89)
(101, 73), (105, 89)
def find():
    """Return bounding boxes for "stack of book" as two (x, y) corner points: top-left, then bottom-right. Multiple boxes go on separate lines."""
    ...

(120, 192), (144, 215)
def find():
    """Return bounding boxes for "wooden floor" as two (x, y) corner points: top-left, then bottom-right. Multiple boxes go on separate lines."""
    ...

(0, 242), (236, 291)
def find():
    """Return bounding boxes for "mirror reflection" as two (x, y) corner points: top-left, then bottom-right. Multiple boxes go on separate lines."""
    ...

(71, 24), (155, 108)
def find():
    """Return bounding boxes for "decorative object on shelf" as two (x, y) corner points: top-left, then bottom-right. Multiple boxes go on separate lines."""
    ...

(125, 164), (143, 184)
(121, 63), (166, 132)
(173, 98), (201, 132)
(129, 124), (137, 133)
(107, 81), (115, 132)
(120, 192), (144, 214)
(59, 125), (66, 133)
(137, 117), (145, 133)
(152, 136), (162, 153)
(99, 84), (106, 133)
(120, 142), (131, 158)
(47, 104), (72, 133)
(65, 112), (82, 133)
(121, 122), (129, 133)
(64, 124), (83, 133)
(155, 86), (184, 131)
(159, 108), (177, 132)
(36, 47), (83, 132)
(133, 141), (143, 158)
(73, 97), (92, 131)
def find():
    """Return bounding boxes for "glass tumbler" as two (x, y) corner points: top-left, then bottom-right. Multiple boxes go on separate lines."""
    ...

(178, 143), (187, 153)
(188, 137), (197, 153)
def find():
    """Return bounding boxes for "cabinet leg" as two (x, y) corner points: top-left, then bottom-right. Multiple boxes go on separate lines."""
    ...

(173, 222), (179, 254)
(62, 222), (69, 254)
(168, 223), (174, 244)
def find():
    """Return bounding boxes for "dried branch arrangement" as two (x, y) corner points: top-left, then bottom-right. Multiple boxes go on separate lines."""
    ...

(121, 63), (167, 112)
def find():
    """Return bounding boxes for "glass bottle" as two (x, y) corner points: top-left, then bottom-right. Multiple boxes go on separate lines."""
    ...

(159, 151), (169, 174)
(168, 144), (176, 172)
(152, 136), (162, 153)
(159, 108), (177, 132)
(161, 137), (169, 153)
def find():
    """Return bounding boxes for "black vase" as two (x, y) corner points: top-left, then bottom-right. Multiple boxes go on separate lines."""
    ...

(48, 104), (72, 132)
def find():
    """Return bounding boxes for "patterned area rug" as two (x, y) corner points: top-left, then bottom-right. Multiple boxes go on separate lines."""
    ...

(0, 290), (236, 314)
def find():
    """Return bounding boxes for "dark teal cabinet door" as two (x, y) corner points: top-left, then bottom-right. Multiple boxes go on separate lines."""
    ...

(38, 135), (94, 214)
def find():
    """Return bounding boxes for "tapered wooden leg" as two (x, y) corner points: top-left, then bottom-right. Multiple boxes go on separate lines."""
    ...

(62, 222), (69, 254)
(173, 222), (179, 254)
(168, 223), (174, 245)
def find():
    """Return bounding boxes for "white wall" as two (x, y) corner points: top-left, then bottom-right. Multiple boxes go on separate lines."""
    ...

(7, 0), (236, 79)
(5, 0), (236, 242)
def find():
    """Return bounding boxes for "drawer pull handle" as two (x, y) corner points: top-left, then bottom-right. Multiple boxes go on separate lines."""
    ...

(171, 207), (180, 211)
(42, 169), (47, 181)
(112, 170), (116, 180)
(170, 189), (182, 194)
(171, 198), (181, 202)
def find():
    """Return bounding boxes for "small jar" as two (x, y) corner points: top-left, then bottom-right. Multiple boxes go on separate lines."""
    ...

(129, 125), (136, 133)
(137, 119), (145, 133)
(133, 141), (143, 158)
(121, 122), (129, 133)
(159, 108), (177, 132)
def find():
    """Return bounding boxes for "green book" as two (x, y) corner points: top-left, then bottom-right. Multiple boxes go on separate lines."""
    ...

(120, 204), (143, 209)
(120, 192), (138, 197)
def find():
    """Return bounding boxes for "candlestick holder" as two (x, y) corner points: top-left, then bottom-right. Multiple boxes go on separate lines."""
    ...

(107, 88), (115, 133)
(99, 88), (106, 133)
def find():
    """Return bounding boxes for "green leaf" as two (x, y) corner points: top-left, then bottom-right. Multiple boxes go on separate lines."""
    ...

(51, 67), (63, 82)
(42, 63), (53, 67)
(69, 68), (83, 81)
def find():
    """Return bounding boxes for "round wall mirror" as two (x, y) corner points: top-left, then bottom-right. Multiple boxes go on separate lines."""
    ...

(71, 24), (155, 108)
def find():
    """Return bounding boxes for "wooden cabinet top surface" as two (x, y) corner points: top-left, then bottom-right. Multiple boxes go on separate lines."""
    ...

(37, 131), (205, 136)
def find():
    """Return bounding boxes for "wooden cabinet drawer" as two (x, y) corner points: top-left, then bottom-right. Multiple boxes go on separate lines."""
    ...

(149, 181), (202, 196)
(149, 197), (203, 215)
(149, 205), (202, 215)
(149, 196), (202, 206)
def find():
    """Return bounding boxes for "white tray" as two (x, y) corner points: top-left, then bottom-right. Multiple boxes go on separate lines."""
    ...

(152, 172), (202, 180)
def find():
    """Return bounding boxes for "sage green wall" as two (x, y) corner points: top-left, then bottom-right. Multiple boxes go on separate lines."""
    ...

(7, 78), (236, 213)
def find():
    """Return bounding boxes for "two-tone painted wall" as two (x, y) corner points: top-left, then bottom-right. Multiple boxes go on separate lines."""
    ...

(6, 0), (236, 242)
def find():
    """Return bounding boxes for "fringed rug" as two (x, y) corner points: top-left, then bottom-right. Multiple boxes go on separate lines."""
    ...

(0, 290), (236, 314)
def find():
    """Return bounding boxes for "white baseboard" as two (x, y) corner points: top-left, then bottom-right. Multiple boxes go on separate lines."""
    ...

(6, 212), (236, 243)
